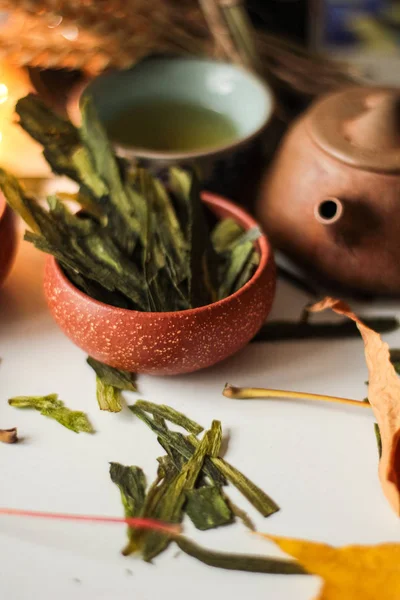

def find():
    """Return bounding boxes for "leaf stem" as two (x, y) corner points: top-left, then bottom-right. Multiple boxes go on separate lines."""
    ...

(223, 384), (370, 409)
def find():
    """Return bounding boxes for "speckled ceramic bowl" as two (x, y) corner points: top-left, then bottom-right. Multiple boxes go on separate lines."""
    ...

(0, 192), (18, 288)
(44, 193), (275, 375)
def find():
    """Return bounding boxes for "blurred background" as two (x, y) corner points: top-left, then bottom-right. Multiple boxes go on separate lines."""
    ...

(0, 0), (398, 182)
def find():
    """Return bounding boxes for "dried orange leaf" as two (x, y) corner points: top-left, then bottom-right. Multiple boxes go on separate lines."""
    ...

(261, 533), (400, 600)
(309, 297), (400, 515)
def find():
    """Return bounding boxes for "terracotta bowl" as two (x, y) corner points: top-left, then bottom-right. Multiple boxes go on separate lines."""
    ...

(0, 193), (18, 288)
(44, 192), (276, 375)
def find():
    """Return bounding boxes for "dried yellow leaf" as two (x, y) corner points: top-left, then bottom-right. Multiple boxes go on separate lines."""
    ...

(261, 533), (400, 600)
(309, 297), (400, 516)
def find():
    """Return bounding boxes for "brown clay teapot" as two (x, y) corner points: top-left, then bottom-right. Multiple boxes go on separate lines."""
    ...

(257, 86), (400, 295)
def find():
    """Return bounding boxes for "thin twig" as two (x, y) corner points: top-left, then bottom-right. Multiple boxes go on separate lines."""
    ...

(223, 384), (370, 409)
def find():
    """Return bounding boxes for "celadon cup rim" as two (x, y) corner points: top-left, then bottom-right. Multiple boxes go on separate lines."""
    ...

(68, 57), (275, 162)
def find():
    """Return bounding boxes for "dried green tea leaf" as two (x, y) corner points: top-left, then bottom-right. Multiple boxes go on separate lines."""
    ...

(9, 394), (94, 434)
(176, 536), (307, 575)
(131, 401), (278, 517)
(129, 405), (225, 485)
(65, 268), (131, 308)
(16, 94), (81, 179)
(23, 196), (149, 310)
(41, 406), (94, 433)
(152, 178), (189, 285)
(70, 147), (107, 199)
(79, 98), (141, 254)
(233, 249), (259, 294)
(110, 463), (147, 555)
(109, 463), (147, 517)
(87, 357), (137, 392)
(209, 419), (222, 457)
(157, 440), (187, 473)
(251, 317), (400, 343)
(95, 378), (122, 412)
(8, 394), (62, 410)
(134, 400), (203, 435)
(8, 95), (264, 314)
(141, 426), (214, 561)
(169, 168), (218, 307)
(0, 169), (40, 232)
(211, 457), (279, 518)
(211, 218), (244, 253)
(17, 95), (106, 203)
(0, 428), (18, 444)
(217, 227), (261, 300)
(185, 486), (233, 530)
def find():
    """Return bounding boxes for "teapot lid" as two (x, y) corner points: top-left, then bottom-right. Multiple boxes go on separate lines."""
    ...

(308, 86), (400, 173)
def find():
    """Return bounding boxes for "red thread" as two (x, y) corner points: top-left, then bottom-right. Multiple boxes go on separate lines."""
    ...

(0, 508), (181, 535)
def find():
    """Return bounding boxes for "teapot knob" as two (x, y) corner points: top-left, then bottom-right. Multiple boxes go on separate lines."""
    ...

(344, 92), (400, 151)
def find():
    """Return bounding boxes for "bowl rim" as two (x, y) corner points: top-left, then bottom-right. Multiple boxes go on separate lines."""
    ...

(67, 57), (275, 162)
(47, 191), (273, 319)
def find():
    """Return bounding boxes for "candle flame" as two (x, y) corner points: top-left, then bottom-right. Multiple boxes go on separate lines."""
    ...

(0, 82), (8, 105)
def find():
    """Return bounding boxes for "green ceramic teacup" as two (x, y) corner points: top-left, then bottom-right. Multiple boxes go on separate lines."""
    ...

(70, 57), (274, 201)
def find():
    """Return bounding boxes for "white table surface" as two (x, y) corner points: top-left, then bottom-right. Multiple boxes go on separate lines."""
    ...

(1, 234), (400, 600)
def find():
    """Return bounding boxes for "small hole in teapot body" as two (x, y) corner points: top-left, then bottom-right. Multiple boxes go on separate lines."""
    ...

(314, 197), (343, 225)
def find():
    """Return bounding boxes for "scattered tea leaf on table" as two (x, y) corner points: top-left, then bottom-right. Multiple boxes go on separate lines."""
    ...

(9, 394), (94, 434)
(87, 357), (137, 392)
(185, 486), (233, 530)
(309, 297), (400, 516)
(262, 533), (400, 599)
(211, 457), (279, 518)
(110, 462), (147, 551)
(9, 394), (62, 410)
(134, 400), (203, 435)
(0, 428), (18, 444)
(129, 405), (225, 485)
(112, 401), (279, 565)
(141, 426), (215, 561)
(176, 536), (307, 575)
(95, 378), (122, 413)
(130, 401), (279, 517)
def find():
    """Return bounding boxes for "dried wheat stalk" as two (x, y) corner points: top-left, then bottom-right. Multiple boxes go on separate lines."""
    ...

(0, 0), (357, 100)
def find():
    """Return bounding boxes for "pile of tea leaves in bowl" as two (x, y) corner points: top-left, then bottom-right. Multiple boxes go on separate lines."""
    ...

(0, 94), (261, 312)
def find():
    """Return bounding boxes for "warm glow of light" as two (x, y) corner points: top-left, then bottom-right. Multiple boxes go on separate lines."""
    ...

(0, 61), (51, 177)
(47, 14), (63, 28)
(61, 25), (79, 41)
(0, 82), (9, 104)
